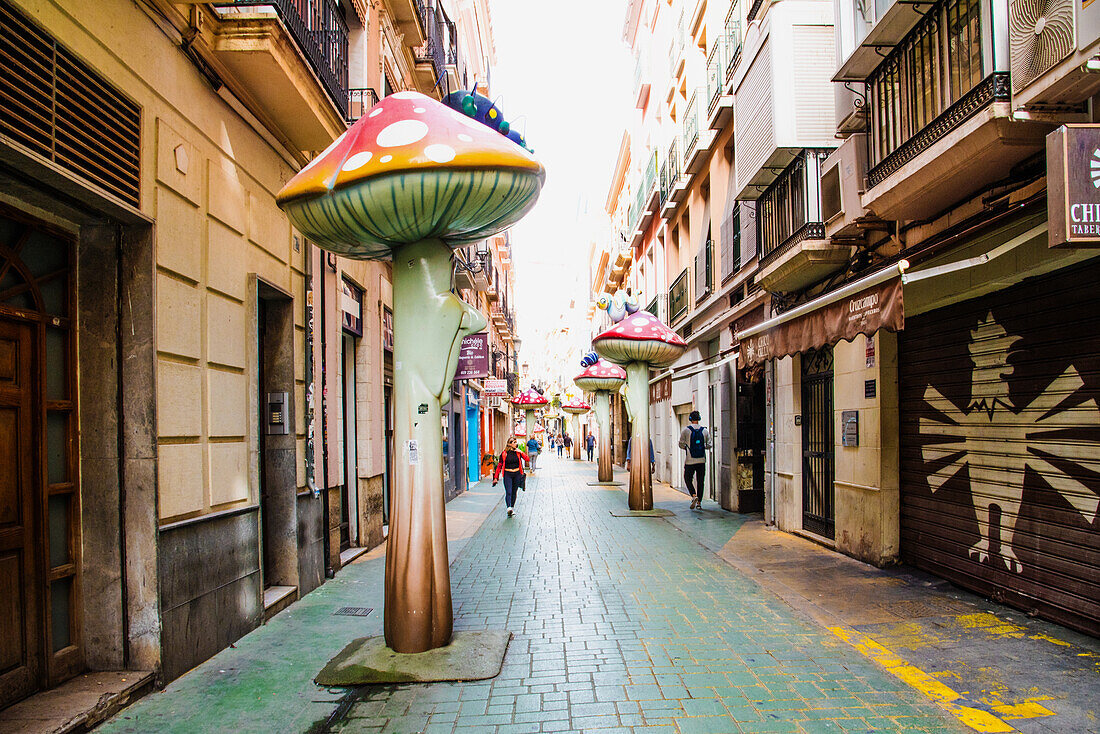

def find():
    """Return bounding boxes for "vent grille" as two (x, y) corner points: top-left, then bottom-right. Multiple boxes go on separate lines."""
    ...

(333, 607), (373, 617)
(1009, 0), (1075, 93)
(0, 0), (141, 207)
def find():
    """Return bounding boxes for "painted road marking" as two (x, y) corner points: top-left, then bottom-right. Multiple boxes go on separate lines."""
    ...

(830, 625), (1044, 733)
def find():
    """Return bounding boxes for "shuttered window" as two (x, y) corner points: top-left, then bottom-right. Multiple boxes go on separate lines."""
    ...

(899, 256), (1100, 635)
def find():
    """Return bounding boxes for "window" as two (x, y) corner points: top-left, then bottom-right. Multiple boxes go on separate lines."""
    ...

(868, 0), (986, 165)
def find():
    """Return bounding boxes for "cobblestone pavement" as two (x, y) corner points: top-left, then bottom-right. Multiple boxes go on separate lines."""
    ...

(330, 456), (967, 733)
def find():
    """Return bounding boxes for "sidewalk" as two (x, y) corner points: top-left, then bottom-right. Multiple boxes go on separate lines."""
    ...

(96, 455), (1097, 733)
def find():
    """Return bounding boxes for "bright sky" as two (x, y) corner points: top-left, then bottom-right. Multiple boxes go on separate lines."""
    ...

(487, 0), (634, 374)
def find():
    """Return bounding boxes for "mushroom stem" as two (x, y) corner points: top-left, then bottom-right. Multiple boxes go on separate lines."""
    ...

(571, 414), (583, 460)
(624, 361), (653, 511)
(524, 409), (535, 444)
(385, 238), (486, 654)
(593, 391), (613, 482)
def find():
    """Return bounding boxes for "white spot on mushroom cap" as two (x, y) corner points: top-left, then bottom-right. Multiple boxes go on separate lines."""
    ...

(424, 144), (456, 163)
(377, 119), (429, 147)
(390, 91), (424, 100)
(631, 316), (649, 326)
(368, 107), (384, 118)
(458, 133), (473, 143)
(341, 151), (373, 171)
(414, 107), (426, 113)
(380, 154), (393, 163)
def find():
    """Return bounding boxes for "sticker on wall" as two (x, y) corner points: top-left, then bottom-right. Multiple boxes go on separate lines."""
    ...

(406, 439), (420, 466)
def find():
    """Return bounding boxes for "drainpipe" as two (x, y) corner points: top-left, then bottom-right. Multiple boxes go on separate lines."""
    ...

(304, 242), (320, 499)
(766, 359), (776, 526)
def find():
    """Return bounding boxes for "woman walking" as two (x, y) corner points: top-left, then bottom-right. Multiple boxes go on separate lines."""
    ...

(492, 436), (528, 517)
(526, 434), (541, 473)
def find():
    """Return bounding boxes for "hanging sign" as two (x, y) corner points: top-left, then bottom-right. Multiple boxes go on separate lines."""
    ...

(1048, 124), (1100, 248)
(454, 332), (490, 380)
(483, 378), (508, 396)
(650, 375), (672, 403)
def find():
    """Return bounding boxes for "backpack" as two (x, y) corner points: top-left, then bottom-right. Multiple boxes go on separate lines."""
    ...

(688, 426), (706, 458)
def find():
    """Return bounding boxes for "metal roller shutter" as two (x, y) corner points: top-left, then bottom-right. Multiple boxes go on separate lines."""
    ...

(899, 258), (1100, 635)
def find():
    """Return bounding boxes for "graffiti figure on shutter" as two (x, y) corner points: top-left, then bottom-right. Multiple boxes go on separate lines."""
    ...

(919, 313), (1100, 573)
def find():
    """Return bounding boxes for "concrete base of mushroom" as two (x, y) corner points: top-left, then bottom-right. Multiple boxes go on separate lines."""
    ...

(385, 238), (486, 654)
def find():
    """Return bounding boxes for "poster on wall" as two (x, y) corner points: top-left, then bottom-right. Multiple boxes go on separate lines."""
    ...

(484, 378), (508, 396)
(454, 332), (489, 379)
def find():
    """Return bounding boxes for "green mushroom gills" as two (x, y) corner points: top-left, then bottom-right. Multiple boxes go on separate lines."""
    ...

(384, 238), (486, 653)
(282, 168), (541, 258)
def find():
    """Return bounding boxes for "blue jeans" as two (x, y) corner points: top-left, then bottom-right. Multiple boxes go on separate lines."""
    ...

(503, 471), (522, 508)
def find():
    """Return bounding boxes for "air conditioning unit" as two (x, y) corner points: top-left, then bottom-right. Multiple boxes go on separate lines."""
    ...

(1010, 0), (1100, 109)
(821, 133), (869, 238)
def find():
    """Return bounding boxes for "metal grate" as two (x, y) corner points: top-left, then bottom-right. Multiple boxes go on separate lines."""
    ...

(333, 607), (373, 617)
(0, 0), (141, 207)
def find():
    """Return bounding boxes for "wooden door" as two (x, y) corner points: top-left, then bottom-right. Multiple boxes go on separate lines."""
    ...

(0, 318), (41, 708)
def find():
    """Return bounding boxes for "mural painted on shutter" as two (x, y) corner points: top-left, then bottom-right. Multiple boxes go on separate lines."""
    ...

(899, 258), (1100, 634)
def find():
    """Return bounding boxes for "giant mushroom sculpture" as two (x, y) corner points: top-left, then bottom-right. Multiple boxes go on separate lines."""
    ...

(511, 389), (548, 453)
(593, 311), (686, 510)
(573, 359), (627, 484)
(277, 91), (543, 655)
(561, 396), (591, 460)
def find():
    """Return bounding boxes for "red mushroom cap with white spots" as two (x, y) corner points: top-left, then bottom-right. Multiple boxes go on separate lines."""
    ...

(573, 359), (627, 393)
(592, 310), (686, 368)
(276, 91), (544, 258)
(511, 388), (548, 411)
(561, 396), (591, 415)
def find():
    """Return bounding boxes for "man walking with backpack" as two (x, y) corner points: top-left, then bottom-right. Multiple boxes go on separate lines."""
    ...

(679, 410), (712, 509)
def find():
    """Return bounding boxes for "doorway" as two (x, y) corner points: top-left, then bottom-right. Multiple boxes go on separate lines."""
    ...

(0, 210), (80, 708)
(383, 382), (393, 526)
(801, 346), (835, 539)
(339, 333), (358, 551)
(466, 391), (479, 484)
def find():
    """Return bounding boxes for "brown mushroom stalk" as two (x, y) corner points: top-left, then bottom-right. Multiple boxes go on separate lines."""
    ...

(573, 360), (626, 482)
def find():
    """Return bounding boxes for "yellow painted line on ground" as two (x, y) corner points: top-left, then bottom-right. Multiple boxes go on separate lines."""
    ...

(984, 696), (1056, 720)
(830, 626), (1017, 733)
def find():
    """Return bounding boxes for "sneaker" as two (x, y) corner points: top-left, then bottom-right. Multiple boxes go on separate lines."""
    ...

(690, 497), (699, 509)
(507, 508), (513, 517)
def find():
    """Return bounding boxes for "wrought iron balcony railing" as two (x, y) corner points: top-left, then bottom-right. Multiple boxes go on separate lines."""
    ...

(667, 138), (681, 189)
(347, 88), (380, 122)
(707, 36), (728, 116)
(684, 90), (701, 160)
(757, 150), (831, 267)
(216, 0), (349, 113)
(725, 5), (741, 83)
(413, 1), (458, 91)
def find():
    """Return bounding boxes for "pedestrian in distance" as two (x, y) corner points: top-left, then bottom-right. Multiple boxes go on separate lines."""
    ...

(679, 410), (713, 509)
(492, 436), (528, 517)
(556, 434), (564, 456)
(527, 435), (540, 473)
(585, 432), (596, 461)
(563, 433), (572, 457)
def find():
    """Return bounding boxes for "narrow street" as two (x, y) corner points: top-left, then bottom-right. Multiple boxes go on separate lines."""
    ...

(94, 454), (1097, 734)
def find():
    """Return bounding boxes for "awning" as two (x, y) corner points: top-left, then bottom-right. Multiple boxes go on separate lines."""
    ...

(736, 262), (908, 366)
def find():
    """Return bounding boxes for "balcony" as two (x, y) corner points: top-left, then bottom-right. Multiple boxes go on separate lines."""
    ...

(668, 268), (690, 324)
(633, 49), (650, 109)
(833, 0), (926, 82)
(669, 12), (687, 80)
(707, 36), (734, 129)
(724, 6), (742, 86)
(211, 0), (349, 151)
(347, 88), (379, 122)
(388, 0), (428, 48)
(661, 138), (687, 218)
(413, 1), (457, 94)
(491, 306), (514, 342)
(755, 150), (852, 293)
(454, 247), (491, 291)
(683, 88), (714, 175)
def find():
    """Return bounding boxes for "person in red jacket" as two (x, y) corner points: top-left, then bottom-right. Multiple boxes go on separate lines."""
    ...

(493, 436), (529, 517)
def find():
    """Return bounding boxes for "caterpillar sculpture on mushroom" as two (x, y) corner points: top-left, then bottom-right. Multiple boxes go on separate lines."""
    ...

(277, 91), (544, 654)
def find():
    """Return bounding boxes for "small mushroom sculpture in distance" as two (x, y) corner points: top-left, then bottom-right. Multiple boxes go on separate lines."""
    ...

(593, 311), (686, 510)
(277, 91), (544, 655)
(574, 359), (626, 483)
(511, 388), (548, 453)
(560, 396), (591, 461)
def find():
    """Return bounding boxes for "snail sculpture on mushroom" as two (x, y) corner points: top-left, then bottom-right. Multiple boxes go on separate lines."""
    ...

(560, 395), (591, 461)
(573, 359), (626, 484)
(593, 311), (686, 510)
(277, 91), (544, 654)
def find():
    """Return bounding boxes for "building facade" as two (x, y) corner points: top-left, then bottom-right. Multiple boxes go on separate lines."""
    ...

(596, 0), (1099, 635)
(0, 0), (501, 711)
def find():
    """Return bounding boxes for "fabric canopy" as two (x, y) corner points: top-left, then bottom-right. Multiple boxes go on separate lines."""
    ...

(739, 277), (904, 366)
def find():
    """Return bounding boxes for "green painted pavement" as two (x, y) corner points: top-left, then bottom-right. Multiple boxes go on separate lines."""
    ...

(100, 457), (966, 733)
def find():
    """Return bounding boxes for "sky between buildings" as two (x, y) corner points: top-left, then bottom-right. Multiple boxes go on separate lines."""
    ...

(487, 0), (635, 381)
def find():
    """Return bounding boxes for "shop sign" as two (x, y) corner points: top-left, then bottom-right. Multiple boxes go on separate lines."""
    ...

(454, 332), (489, 379)
(650, 375), (672, 403)
(341, 279), (363, 336)
(483, 378), (508, 396)
(1048, 124), (1100, 248)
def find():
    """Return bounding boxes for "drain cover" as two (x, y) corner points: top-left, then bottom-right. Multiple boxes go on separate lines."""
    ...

(333, 607), (373, 617)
